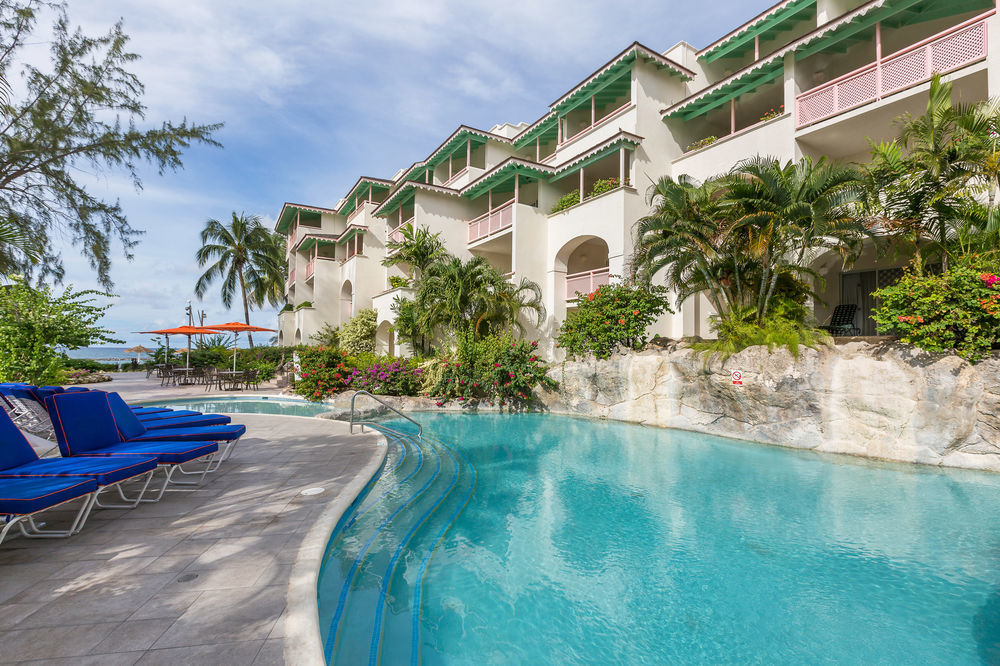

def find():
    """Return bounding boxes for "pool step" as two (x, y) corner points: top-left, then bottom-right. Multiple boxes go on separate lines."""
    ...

(318, 426), (475, 665)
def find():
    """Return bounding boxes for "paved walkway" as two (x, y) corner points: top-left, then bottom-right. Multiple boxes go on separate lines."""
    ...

(0, 379), (384, 664)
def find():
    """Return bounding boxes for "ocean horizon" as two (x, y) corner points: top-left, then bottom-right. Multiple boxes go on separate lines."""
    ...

(66, 347), (150, 361)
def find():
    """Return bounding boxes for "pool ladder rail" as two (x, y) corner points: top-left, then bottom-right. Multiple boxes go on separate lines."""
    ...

(349, 390), (423, 438)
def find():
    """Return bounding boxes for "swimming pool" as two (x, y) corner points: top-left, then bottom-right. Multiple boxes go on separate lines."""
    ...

(319, 412), (1000, 664)
(143, 396), (332, 418)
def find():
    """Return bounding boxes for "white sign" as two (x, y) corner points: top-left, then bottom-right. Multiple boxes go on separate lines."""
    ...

(731, 370), (743, 386)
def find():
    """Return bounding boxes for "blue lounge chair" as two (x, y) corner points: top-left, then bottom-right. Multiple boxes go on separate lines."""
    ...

(130, 406), (175, 415)
(45, 392), (219, 501)
(102, 393), (245, 470)
(0, 477), (98, 545)
(0, 410), (158, 509)
(63, 386), (90, 392)
(137, 413), (232, 429)
(137, 409), (211, 421)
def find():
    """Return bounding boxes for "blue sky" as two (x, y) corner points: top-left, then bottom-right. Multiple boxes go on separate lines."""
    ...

(53, 0), (767, 346)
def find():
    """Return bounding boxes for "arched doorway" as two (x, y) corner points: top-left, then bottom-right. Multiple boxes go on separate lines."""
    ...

(555, 236), (610, 301)
(293, 328), (302, 345)
(376, 321), (395, 356)
(341, 280), (354, 322)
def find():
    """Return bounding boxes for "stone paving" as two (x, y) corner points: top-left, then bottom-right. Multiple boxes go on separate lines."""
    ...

(0, 377), (383, 664)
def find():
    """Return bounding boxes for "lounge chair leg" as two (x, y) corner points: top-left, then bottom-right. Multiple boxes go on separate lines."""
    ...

(169, 454), (216, 485)
(0, 516), (22, 545)
(96, 471), (156, 509)
(16, 493), (97, 538)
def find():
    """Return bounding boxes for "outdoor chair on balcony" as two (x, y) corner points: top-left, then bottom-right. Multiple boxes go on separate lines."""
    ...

(819, 304), (860, 337)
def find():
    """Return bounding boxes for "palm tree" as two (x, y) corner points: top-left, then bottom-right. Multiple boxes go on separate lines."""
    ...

(0, 218), (40, 277)
(194, 211), (285, 347)
(382, 224), (447, 278)
(725, 155), (866, 322)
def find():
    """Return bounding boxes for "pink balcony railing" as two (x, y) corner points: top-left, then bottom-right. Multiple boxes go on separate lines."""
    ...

(288, 268), (296, 287)
(468, 201), (513, 243)
(305, 259), (315, 280)
(565, 267), (610, 299)
(386, 220), (412, 255)
(286, 228), (296, 253)
(796, 14), (989, 129)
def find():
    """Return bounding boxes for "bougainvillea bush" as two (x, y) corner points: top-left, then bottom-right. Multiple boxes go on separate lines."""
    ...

(872, 263), (1000, 362)
(423, 331), (557, 407)
(556, 282), (672, 359)
(344, 357), (423, 396)
(294, 346), (354, 401)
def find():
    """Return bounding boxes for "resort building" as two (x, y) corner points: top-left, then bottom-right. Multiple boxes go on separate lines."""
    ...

(276, 0), (998, 349)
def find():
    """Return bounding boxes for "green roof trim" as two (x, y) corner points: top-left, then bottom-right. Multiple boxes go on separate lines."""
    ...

(274, 203), (329, 234)
(298, 236), (338, 253)
(337, 178), (391, 217)
(462, 161), (551, 200)
(665, 60), (784, 121)
(336, 227), (366, 245)
(700, 0), (817, 63)
(375, 185), (416, 218)
(550, 134), (642, 182)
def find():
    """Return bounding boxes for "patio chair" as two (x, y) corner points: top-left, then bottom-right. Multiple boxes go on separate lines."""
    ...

(819, 304), (860, 337)
(160, 366), (177, 387)
(0, 477), (98, 545)
(243, 369), (260, 390)
(0, 409), (158, 510)
(45, 391), (220, 501)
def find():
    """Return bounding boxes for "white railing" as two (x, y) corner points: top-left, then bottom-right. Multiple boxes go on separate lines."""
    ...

(565, 267), (610, 299)
(796, 14), (989, 128)
(346, 201), (367, 225)
(468, 201), (514, 243)
(305, 259), (315, 280)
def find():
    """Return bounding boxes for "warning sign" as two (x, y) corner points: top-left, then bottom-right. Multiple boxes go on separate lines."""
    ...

(731, 370), (743, 385)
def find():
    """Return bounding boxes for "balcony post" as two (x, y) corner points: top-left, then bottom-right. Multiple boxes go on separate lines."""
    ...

(754, 34), (759, 60)
(591, 95), (596, 126)
(619, 147), (625, 185)
(425, 168), (430, 183)
(448, 153), (453, 181)
(557, 115), (562, 143)
(466, 138), (471, 169)
(579, 168), (585, 202)
(875, 21), (883, 99)
(514, 173), (519, 204)
(535, 136), (540, 161)
(730, 98), (736, 135)
(368, 183), (372, 203)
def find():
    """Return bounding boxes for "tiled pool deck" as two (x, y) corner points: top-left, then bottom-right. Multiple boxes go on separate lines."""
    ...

(0, 375), (385, 664)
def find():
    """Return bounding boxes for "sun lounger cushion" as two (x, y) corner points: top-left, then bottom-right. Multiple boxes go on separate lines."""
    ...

(137, 410), (203, 420)
(78, 440), (219, 465)
(138, 414), (232, 429)
(0, 456), (157, 486)
(103, 393), (245, 442)
(0, 477), (97, 515)
(46, 392), (125, 457)
(130, 407), (173, 415)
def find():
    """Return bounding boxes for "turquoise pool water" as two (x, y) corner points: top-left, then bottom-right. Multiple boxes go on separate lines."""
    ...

(319, 412), (1000, 664)
(143, 396), (331, 418)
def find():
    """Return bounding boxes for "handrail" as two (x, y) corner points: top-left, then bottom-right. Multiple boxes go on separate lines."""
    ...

(350, 390), (423, 438)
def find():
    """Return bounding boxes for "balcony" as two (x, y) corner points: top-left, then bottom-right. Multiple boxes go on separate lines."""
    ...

(304, 258), (315, 281)
(287, 267), (296, 289)
(386, 220), (412, 255)
(468, 201), (513, 244)
(796, 14), (989, 129)
(565, 267), (610, 300)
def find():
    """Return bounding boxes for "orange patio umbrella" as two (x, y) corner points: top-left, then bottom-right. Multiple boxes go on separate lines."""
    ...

(204, 322), (276, 371)
(139, 325), (222, 369)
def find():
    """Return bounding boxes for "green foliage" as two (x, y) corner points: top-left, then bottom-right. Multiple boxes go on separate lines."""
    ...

(280, 304), (293, 312)
(759, 104), (784, 122)
(310, 323), (339, 347)
(0, 277), (122, 384)
(196, 334), (235, 349)
(296, 301), (312, 309)
(344, 356), (423, 396)
(0, 1), (221, 288)
(693, 309), (831, 361)
(550, 190), (580, 214)
(61, 357), (118, 372)
(423, 330), (557, 407)
(339, 308), (377, 355)
(556, 282), (672, 359)
(381, 224), (446, 277)
(195, 212), (285, 346)
(685, 136), (718, 152)
(589, 176), (628, 197)
(872, 263), (1000, 362)
(388, 275), (410, 289)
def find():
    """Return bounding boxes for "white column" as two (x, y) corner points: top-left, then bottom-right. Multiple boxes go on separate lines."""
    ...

(448, 154), (453, 181)
(466, 138), (471, 168)
(488, 188), (492, 211)
(579, 168), (584, 201)
(514, 173), (519, 204)
(989, 12), (1000, 98)
(591, 95), (596, 126)
(619, 147), (625, 185)
(535, 136), (540, 161)
(557, 115), (562, 143)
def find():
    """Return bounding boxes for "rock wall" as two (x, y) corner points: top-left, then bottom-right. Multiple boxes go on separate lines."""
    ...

(539, 341), (1000, 472)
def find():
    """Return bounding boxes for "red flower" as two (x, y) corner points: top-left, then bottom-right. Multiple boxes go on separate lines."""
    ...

(618, 318), (625, 324)
(632, 309), (639, 315)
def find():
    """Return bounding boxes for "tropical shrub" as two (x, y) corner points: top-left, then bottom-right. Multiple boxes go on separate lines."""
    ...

(295, 301), (313, 309)
(556, 282), (672, 359)
(340, 308), (377, 355)
(423, 331), (557, 407)
(685, 136), (717, 152)
(872, 263), (1000, 362)
(0, 278), (121, 385)
(694, 309), (830, 360)
(311, 323), (339, 347)
(345, 357), (423, 396)
(759, 104), (784, 122)
(294, 347), (354, 401)
(388, 275), (410, 289)
(550, 190), (580, 214)
(280, 303), (293, 312)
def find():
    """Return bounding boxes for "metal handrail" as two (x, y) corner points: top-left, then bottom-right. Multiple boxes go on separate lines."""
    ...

(349, 390), (422, 438)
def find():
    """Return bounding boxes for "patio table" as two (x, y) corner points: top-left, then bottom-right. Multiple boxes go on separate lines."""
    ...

(217, 370), (246, 391)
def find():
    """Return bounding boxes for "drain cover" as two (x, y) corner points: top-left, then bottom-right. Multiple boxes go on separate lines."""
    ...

(300, 487), (325, 496)
(176, 573), (198, 583)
